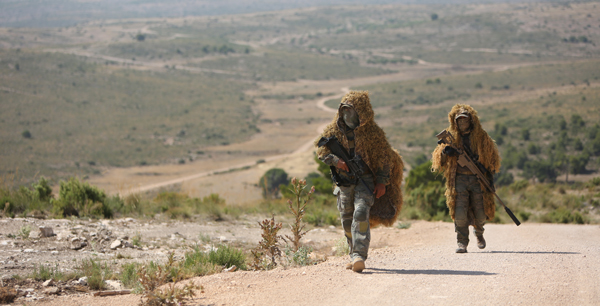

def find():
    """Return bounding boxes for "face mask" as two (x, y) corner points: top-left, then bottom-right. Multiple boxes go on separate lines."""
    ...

(457, 118), (471, 133)
(342, 107), (360, 129)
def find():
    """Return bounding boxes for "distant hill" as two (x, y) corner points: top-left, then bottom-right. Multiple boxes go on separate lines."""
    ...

(0, 0), (562, 28)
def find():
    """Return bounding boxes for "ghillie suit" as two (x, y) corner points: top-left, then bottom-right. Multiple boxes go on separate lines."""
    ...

(431, 104), (501, 222)
(314, 91), (404, 227)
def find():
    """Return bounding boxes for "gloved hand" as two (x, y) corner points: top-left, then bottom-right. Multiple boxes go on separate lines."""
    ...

(337, 159), (350, 172)
(443, 146), (459, 157)
(373, 183), (386, 199)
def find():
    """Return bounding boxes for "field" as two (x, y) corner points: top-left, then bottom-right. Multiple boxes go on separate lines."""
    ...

(0, 2), (599, 201)
(1, 1), (600, 305)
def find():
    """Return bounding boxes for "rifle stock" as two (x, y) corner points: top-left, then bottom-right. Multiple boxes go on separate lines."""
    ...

(436, 130), (521, 226)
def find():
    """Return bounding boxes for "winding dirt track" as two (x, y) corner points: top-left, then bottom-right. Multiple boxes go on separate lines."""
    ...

(36, 221), (600, 306)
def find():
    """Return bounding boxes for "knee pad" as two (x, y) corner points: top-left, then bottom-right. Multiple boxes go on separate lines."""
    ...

(358, 221), (369, 234)
(353, 205), (369, 222)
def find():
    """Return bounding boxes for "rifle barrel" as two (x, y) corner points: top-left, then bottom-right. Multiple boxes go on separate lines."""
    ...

(437, 130), (521, 226)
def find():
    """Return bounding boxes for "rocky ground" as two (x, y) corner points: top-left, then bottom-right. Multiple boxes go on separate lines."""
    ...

(0, 215), (342, 303)
(2, 220), (599, 305)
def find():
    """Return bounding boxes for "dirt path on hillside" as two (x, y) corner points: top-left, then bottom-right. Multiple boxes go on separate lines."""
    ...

(32, 221), (600, 306)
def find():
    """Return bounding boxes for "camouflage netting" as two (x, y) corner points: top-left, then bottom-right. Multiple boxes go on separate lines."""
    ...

(431, 104), (501, 221)
(314, 91), (404, 227)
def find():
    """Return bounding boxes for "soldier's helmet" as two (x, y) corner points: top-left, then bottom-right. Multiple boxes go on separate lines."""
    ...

(454, 109), (470, 121)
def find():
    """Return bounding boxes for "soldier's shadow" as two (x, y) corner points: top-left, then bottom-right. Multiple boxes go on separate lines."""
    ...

(364, 268), (495, 276)
(482, 251), (580, 255)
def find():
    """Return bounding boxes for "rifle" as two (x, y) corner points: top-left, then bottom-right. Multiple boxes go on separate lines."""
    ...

(317, 135), (373, 194)
(436, 130), (521, 226)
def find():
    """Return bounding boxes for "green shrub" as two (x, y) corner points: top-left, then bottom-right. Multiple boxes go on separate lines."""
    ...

(79, 259), (113, 290)
(523, 160), (557, 183)
(54, 177), (112, 218)
(541, 207), (585, 224)
(120, 263), (141, 289)
(587, 177), (600, 187)
(569, 153), (590, 174)
(31, 264), (64, 281)
(17, 225), (31, 239)
(494, 170), (514, 187)
(31, 177), (53, 201)
(284, 246), (313, 266)
(198, 193), (226, 220)
(0, 177), (55, 217)
(259, 168), (289, 199)
(333, 237), (349, 257)
(509, 180), (529, 192)
(208, 245), (247, 270)
(305, 172), (332, 194)
(182, 248), (216, 277)
(517, 211), (531, 222)
(406, 161), (444, 190)
(396, 221), (411, 229)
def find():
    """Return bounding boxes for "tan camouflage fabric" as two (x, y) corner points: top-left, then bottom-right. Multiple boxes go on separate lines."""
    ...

(431, 104), (501, 221)
(314, 91), (404, 227)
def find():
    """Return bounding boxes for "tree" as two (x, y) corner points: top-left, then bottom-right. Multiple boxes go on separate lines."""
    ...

(521, 129), (530, 141)
(406, 161), (444, 190)
(574, 138), (583, 151)
(528, 143), (540, 155)
(406, 161), (447, 219)
(430, 13), (438, 21)
(523, 160), (557, 183)
(569, 153), (589, 174)
(559, 118), (567, 130)
(494, 170), (514, 186)
(22, 130), (32, 139)
(135, 33), (145, 41)
(258, 168), (289, 199)
(571, 114), (585, 133)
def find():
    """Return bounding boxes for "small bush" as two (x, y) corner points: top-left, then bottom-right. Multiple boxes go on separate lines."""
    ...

(541, 207), (585, 224)
(17, 225), (31, 239)
(208, 245), (247, 270)
(31, 264), (60, 281)
(78, 259), (113, 290)
(396, 221), (411, 229)
(510, 180), (529, 192)
(54, 177), (112, 218)
(251, 216), (282, 270)
(284, 246), (313, 266)
(495, 170), (514, 187)
(333, 237), (349, 257)
(283, 178), (314, 251)
(587, 177), (600, 187)
(182, 248), (218, 277)
(517, 211), (531, 222)
(258, 168), (289, 199)
(120, 263), (141, 290)
(138, 253), (201, 306)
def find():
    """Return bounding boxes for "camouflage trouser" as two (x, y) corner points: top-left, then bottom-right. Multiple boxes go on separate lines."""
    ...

(335, 175), (375, 261)
(454, 173), (486, 246)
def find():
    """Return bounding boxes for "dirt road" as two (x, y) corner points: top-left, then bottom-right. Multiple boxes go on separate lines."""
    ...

(35, 221), (600, 306)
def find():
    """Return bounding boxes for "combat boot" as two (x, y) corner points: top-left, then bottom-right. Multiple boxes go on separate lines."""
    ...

(476, 235), (486, 249)
(345, 262), (353, 270)
(455, 242), (467, 253)
(351, 257), (365, 273)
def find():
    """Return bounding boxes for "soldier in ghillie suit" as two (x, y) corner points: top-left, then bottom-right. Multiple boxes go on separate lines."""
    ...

(315, 91), (404, 272)
(431, 104), (501, 253)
